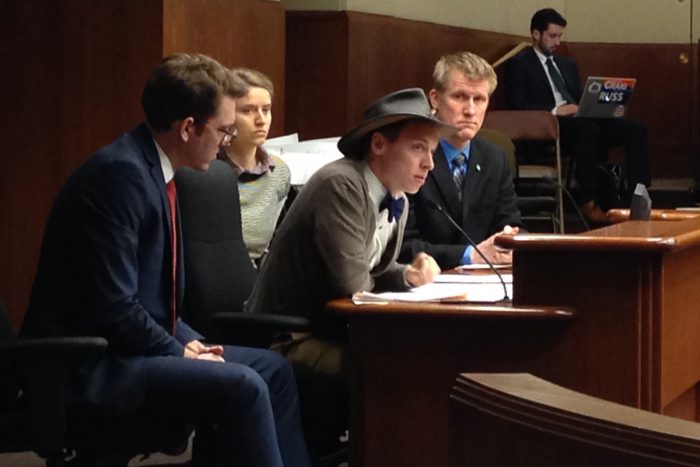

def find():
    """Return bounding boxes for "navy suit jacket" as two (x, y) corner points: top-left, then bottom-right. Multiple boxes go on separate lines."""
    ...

(21, 124), (201, 411)
(400, 138), (523, 269)
(504, 47), (582, 111)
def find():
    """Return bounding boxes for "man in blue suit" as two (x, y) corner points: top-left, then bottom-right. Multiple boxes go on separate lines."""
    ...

(504, 8), (651, 223)
(400, 52), (523, 269)
(21, 53), (310, 467)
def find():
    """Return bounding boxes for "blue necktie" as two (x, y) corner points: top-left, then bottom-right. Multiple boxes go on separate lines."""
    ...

(452, 153), (468, 201)
(379, 192), (405, 223)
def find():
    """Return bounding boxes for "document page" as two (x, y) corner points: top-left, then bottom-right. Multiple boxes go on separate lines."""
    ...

(352, 275), (512, 304)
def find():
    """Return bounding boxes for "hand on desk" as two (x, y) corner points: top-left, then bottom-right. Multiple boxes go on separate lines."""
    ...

(406, 252), (441, 287)
(184, 339), (225, 362)
(555, 103), (578, 116)
(471, 225), (519, 265)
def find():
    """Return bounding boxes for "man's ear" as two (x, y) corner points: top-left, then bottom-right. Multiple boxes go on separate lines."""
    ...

(532, 30), (541, 42)
(428, 89), (440, 113)
(178, 117), (196, 142)
(370, 131), (385, 156)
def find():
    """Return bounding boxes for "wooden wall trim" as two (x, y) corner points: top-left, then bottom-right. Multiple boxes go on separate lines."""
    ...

(286, 11), (698, 180)
(1, 0), (287, 327)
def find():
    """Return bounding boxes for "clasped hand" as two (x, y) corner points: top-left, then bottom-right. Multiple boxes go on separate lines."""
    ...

(471, 225), (519, 265)
(184, 339), (225, 362)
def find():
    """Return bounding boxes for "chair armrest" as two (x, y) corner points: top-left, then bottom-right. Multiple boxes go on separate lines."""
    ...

(0, 336), (108, 361)
(0, 336), (108, 455)
(210, 313), (311, 348)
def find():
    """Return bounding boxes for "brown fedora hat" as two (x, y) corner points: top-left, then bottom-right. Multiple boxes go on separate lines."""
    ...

(337, 87), (457, 158)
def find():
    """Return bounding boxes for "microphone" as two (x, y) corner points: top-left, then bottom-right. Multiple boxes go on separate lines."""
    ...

(426, 200), (510, 301)
(541, 177), (591, 231)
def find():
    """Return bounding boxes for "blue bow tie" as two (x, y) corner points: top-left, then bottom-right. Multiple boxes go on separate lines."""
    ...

(379, 192), (405, 223)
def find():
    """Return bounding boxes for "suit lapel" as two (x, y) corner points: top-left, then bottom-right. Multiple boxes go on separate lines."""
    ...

(525, 48), (556, 105)
(131, 124), (182, 309)
(430, 145), (461, 219)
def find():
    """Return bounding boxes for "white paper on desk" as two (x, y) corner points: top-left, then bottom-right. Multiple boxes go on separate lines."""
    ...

(434, 273), (513, 284)
(352, 282), (511, 304)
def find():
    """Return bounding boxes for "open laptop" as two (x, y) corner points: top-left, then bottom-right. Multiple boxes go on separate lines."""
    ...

(575, 76), (637, 119)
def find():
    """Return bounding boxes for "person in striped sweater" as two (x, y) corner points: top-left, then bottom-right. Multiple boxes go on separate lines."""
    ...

(218, 68), (290, 267)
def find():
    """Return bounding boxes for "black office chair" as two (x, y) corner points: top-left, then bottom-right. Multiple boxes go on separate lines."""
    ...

(176, 160), (347, 466)
(175, 159), (309, 348)
(0, 301), (191, 466)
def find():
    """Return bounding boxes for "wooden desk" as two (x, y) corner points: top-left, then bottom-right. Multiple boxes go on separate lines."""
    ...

(451, 373), (700, 466)
(496, 216), (700, 421)
(607, 208), (700, 224)
(327, 300), (574, 467)
(332, 216), (700, 467)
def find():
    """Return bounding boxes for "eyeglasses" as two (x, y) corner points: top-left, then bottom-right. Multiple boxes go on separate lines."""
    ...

(202, 121), (237, 145)
(216, 127), (237, 145)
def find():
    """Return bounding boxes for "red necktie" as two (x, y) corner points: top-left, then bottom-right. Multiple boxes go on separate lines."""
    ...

(166, 180), (178, 335)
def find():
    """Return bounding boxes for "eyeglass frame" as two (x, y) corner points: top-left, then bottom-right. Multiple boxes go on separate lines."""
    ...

(196, 120), (237, 145)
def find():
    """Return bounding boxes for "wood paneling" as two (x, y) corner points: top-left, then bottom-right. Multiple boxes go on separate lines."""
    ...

(0, 0), (286, 327)
(567, 42), (695, 179)
(285, 11), (523, 139)
(0, 0), (163, 327)
(286, 12), (698, 180)
(163, 0), (286, 136)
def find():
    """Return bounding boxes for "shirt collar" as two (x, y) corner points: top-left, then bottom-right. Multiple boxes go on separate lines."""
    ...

(364, 163), (392, 214)
(533, 46), (551, 65)
(153, 138), (174, 183)
(440, 139), (471, 166)
(217, 147), (275, 177)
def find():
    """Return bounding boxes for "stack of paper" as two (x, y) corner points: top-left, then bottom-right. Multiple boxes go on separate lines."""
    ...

(352, 274), (512, 304)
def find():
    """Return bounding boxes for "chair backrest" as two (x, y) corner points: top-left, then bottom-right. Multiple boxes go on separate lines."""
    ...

(482, 110), (559, 142)
(481, 110), (564, 233)
(451, 373), (700, 466)
(175, 160), (257, 339)
(0, 301), (19, 415)
(476, 129), (517, 176)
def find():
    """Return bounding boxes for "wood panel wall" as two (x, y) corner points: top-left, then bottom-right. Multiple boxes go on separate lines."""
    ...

(0, 0), (285, 327)
(286, 11), (699, 181)
(285, 11), (524, 140)
(566, 42), (696, 179)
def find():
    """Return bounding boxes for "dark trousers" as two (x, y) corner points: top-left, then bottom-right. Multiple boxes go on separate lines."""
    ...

(110, 346), (310, 467)
(558, 116), (650, 203)
(272, 335), (348, 465)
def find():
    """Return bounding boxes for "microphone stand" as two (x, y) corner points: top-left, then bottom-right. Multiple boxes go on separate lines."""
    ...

(427, 201), (510, 301)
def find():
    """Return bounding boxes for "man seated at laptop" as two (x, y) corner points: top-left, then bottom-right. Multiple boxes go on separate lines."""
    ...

(400, 51), (524, 270)
(504, 8), (651, 224)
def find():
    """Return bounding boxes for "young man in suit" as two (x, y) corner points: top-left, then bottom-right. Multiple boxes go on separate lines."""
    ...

(21, 54), (310, 467)
(400, 51), (523, 270)
(504, 8), (651, 223)
(246, 87), (447, 456)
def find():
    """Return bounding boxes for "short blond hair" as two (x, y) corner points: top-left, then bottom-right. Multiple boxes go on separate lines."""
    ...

(432, 51), (497, 95)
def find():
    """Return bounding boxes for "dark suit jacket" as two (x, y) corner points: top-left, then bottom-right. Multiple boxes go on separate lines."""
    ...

(21, 123), (201, 411)
(504, 47), (582, 111)
(400, 138), (523, 270)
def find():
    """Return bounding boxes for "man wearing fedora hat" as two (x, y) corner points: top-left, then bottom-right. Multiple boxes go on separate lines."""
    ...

(400, 51), (524, 269)
(246, 87), (453, 457)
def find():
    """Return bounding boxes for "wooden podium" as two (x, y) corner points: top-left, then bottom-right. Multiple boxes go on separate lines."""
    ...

(500, 215), (700, 419)
(330, 215), (700, 467)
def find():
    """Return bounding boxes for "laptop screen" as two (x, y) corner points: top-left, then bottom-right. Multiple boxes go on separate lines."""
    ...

(576, 76), (637, 119)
